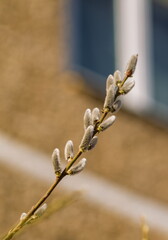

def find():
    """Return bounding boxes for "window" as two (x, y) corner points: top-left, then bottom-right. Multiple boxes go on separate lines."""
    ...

(152, 0), (168, 108)
(69, 0), (115, 93)
(69, 0), (168, 123)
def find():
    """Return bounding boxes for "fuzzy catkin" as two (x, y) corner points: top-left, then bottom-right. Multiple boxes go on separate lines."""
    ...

(106, 74), (114, 92)
(92, 108), (100, 125)
(64, 140), (74, 161)
(88, 136), (98, 151)
(111, 99), (122, 113)
(52, 148), (62, 175)
(68, 158), (87, 175)
(114, 70), (122, 84)
(84, 109), (92, 129)
(121, 79), (135, 94)
(34, 203), (47, 217)
(103, 84), (117, 110)
(20, 213), (27, 221)
(98, 116), (116, 131)
(79, 125), (94, 151)
(125, 54), (138, 77)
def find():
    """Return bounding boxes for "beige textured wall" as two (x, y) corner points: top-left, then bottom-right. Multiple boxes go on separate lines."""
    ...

(0, 1), (168, 240)
(0, 0), (168, 209)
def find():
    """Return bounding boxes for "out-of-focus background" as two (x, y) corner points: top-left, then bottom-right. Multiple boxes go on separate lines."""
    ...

(0, 0), (168, 239)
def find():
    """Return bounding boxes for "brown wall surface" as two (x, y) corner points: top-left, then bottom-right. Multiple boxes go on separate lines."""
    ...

(0, 1), (168, 239)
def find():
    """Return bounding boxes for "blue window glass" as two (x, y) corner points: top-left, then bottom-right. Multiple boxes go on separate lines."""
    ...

(69, 0), (115, 92)
(152, 0), (168, 108)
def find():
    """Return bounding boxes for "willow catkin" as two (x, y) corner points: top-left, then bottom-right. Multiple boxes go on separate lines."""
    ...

(64, 140), (74, 161)
(79, 125), (94, 151)
(34, 203), (47, 217)
(125, 54), (138, 77)
(52, 148), (62, 175)
(106, 74), (114, 92)
(20, 213), (27, 221)
(91, 108), (100, 125)
(84, 108), (92, 130)
(114, 70), (122, 84)
(103, 84), (117, 110)
(98, 116), (116, 132)
(88, 136), (98, 151)
(68, 158), (87, 175)
(111, 99), (122, 113)
(121, 79), (135, 94)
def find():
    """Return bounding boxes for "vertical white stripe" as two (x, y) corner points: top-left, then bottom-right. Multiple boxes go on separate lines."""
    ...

(113, 0), (154, 113)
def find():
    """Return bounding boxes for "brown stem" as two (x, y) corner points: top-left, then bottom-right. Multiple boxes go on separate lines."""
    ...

(66, 150), (83, 171)
(99, 110), (108, 123)
(1, 173), (65, 240)
(1, 108), (110, 240)
(1, 149), (85, 240)
(120, 74), (129, 87)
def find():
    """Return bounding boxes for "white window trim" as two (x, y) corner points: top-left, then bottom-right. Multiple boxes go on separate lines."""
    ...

(113, 0), (154, 114)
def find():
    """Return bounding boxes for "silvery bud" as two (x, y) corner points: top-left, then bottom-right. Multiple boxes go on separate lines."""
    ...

(67, 158), (87, 175)
(103, 84), (117, 110)
(98, 116), (116, 132)
(52, 148), (62, 176)
(64, 140), (74, 161)
(125, 54), (138, 77)
(114, 70), (122, 84)
(106, 74), (114, 92)
(88, 136), (98, 151)
(84, 109), (92, 130)
(91, 108), (100, 125)
(111, 99), (122, 113)
(121, 79), (135, 94)
(79, 125), (94, 152)
(20, 212), (27, 221)
(34, 203), (47, 217)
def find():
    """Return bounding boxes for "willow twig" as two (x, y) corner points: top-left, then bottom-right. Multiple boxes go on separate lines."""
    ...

(1, 54), (138, 240)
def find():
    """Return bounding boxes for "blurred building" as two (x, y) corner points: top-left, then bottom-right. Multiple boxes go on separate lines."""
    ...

(68, 0), (168, 124)
(0, 1), (168, 239)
